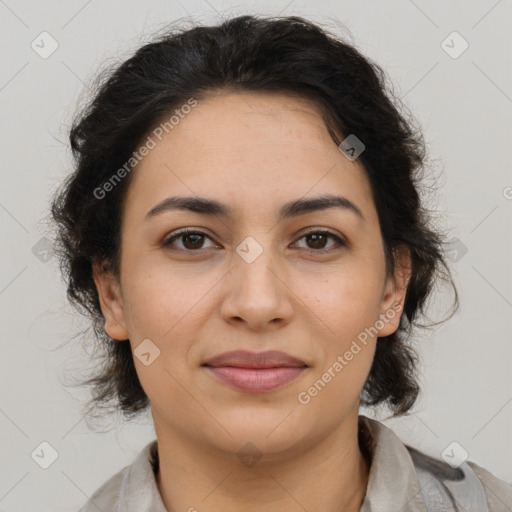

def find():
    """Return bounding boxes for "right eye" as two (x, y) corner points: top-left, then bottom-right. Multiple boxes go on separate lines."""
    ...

(162, 228), (218, 252)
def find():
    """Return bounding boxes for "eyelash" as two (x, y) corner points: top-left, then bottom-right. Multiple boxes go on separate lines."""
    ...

(162, 228), (346, 254)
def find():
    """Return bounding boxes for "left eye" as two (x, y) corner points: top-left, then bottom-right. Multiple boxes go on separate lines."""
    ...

(293, 230), (345, 252)
(162, 229), (344, 252)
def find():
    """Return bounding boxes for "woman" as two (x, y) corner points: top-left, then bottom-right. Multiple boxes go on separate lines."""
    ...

(50, 14), (511, 511)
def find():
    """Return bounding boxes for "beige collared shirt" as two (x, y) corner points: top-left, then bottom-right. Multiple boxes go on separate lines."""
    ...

(78, 415), (512, 511)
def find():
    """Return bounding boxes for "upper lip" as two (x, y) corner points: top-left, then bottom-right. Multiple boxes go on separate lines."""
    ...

(202, 350), (308, 369)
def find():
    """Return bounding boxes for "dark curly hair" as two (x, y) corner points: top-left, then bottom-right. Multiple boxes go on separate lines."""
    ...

(50, 14), (459, 425)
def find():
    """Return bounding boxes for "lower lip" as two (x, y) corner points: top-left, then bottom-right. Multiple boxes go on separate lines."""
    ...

(204, 366), (307, 392)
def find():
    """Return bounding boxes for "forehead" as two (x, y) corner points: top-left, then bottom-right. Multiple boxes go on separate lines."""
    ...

(123, 90), (376, 223)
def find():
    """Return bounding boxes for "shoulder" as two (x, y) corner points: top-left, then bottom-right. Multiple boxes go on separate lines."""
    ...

(467, 459), (512, 512)
(76, 466), (127, 512)
(76, 440), (161, 512)
(358, 415), (511, 512)
(406, 444), (512, 512)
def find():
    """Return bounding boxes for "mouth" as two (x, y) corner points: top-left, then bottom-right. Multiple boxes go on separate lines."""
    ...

(202, 350), (309, 393)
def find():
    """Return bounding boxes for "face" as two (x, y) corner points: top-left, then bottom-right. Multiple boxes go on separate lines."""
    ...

(94, 90), (410, 458)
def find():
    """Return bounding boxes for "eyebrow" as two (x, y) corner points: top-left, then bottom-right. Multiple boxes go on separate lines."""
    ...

(145, 194), (365, 222)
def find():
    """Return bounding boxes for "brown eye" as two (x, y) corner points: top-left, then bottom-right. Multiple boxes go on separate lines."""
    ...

(163, 229), (216, 251)
(294, 230), (345, 252)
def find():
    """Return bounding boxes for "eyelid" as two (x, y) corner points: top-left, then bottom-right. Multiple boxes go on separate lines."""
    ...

(293, 228), (346, 251)
(296, 227), (346, 242)
(162, 228), (218, 248)
(162, 227), (347, 252)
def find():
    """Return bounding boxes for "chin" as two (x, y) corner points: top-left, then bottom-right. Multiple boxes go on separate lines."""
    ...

(211, 408), (309, 452)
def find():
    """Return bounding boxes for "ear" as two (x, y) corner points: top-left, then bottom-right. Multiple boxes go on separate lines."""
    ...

(92, 261), (129, 340)
(377, 244), (412, 337)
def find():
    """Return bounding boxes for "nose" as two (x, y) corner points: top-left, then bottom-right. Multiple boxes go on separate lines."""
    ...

(219, 245), (294, 331)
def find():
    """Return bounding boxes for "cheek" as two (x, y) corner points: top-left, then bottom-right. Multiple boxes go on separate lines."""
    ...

(120, 267), (212, 404)
(123, 276), (201, 337)
(294, 263), (383, 388)
(295, 262), (384, 334)
(120, 257), (222, 363)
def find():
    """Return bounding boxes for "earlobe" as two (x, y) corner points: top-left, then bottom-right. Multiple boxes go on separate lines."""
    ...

(377, 245), (412, 337)
(92, 261), (129, 340)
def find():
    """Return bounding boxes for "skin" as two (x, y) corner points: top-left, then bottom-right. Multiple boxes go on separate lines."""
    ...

(93, 90), (411, 512)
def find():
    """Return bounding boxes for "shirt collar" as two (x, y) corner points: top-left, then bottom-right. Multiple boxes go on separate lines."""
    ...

(111, 440), (166, 512)
(358, 414), (427, 512)
(113, 414), (426, 512)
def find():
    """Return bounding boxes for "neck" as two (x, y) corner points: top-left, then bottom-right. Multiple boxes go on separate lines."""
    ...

(154, 413), (371, 512)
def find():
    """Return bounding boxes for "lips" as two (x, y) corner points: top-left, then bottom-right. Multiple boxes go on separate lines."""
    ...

(202, 350), (309, 393)
(202, 350), (308, 369)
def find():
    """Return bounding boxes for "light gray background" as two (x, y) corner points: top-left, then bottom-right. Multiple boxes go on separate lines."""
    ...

(1, 1), (511, 511)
